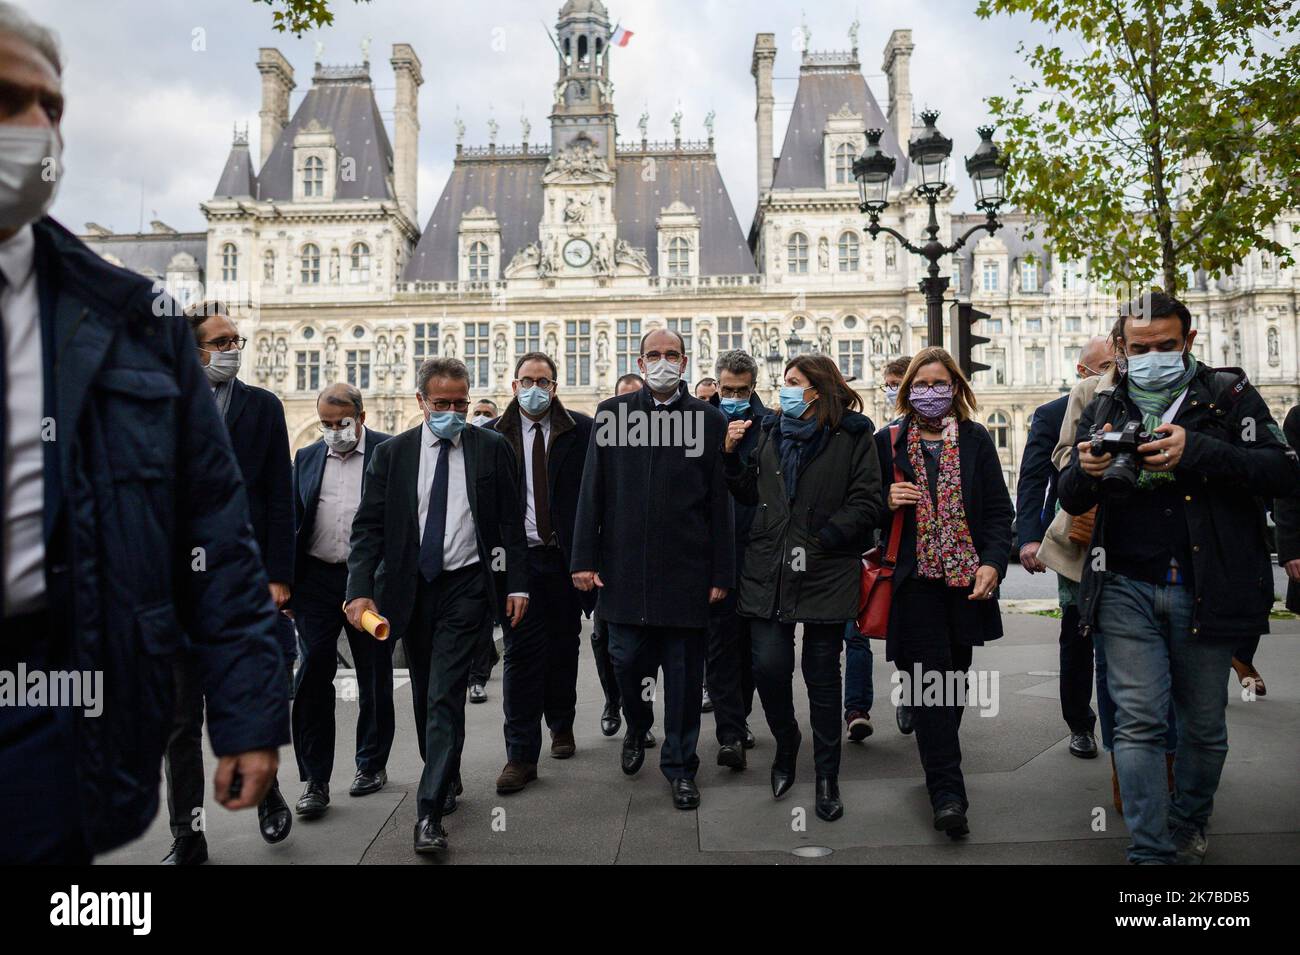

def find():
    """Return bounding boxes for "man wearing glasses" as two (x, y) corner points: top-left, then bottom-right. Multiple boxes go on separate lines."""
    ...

(162, 302), (297, 864)
(345, 357), (529, 853)
(485, 352), (594, 794)
(289, 383), (393, 820)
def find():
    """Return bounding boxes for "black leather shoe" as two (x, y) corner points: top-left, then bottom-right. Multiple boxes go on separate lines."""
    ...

(413, 816), (448, 853)
(161, 833), (208, 865)
(600, 702), (622, 737)
(258, 784), (293, 843)
(672, 778), (700, 810)
(350, 769), (387, 796)
(294, 781), (329, 820)
(1069, 731), (1099, 759)
(896, 704), (915, 735)
(643, 729), (656, 748)
(742, 724), (756, 749)
(815, 776), (843, 822)
(469, 683), (488, 703)
(770, 731), (801, 799)
(933, 802), (969, 838)
(442, 775), (463, 815)
(717, 740), (746, 771)
(621, 731), (646, 775)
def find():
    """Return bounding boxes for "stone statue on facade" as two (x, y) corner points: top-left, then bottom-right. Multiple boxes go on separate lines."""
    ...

(699, 327), (713, 366)
(818, 237), (829, 271)
(593, 232), (613, 275)
(614, 239), (651, 274)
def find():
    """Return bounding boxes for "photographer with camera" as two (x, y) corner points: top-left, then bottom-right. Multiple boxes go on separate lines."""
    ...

(1059, 291), (1300, 865)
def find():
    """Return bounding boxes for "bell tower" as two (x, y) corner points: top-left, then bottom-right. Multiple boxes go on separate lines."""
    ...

(549, 0), (617, 164)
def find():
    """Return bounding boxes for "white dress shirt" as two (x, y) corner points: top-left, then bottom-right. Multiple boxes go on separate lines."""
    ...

(521, 413), (552, 547)
(307, 428), (368, 564)
(1, 224), (46, 616)
(416, 427), (479, 571)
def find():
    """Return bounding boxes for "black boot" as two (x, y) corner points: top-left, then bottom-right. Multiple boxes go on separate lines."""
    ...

(815, 776), (843, 821)
(770, 730), (801, 799)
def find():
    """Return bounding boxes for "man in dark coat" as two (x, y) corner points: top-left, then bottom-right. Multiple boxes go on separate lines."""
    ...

(487, 352), (595, 793)
(571, 328), (735, 810)
(345, 357), (529, 854)
(161, 301), (297, 863)
(0, 4), (287, 863)
(290, 383), (392, 817)
(1278, 405), (1300, 616)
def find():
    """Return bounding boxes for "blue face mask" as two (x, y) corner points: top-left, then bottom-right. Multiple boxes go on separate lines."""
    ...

(425, 409), (467, 440)
(720, 396), (749, 419)
(1126, 349), (1187, 390)
(518, 385), (553, 417)
(779, 384), (814, 418)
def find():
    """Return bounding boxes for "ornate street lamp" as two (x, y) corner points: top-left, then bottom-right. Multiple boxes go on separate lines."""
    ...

(854, 111), (1009, 350)
(785, 332), (805, 359)
(764, 342), (784, 389)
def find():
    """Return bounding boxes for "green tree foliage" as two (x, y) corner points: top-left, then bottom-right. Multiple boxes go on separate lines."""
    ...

(252, 0), (371, 36)
(977, 0), (1300, 294)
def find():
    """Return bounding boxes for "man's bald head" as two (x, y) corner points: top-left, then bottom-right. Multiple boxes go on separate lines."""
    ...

(1078, 336), (1115, 380)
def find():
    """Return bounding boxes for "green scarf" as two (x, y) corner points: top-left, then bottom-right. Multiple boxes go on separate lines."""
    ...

(1124, 352), (1198, 488)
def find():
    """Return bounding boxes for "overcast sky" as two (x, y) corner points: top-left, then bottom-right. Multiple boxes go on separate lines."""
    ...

(24, 0), (1058, 236)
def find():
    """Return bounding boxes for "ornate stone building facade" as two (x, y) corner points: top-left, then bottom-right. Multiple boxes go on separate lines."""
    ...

(80, 0), (1299, 490)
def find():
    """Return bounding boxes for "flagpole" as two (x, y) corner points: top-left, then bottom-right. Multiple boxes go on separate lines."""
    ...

(540, 19), (563, 60)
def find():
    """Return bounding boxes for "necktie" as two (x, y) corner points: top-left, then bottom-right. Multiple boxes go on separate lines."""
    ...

(418, 438), (451, 582)
(531, 422), (553, 546)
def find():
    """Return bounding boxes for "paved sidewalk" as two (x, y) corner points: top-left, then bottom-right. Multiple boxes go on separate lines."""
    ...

(101, 610), (1300, 865)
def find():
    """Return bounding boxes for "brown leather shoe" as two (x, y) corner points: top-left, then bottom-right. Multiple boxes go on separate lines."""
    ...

(495, 762), (538, 794)
(1231, 657), (1266, 696)
(550, 730), (576, 759)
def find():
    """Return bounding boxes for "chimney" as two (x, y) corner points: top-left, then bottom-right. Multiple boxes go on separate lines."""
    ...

(882, 29), (914, 152)
(751, 33), (777, 201)
(257, 48), (295, 169)
(390, 43), (424, 225)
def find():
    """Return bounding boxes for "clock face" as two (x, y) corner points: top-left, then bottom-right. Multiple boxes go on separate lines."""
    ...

(563, 238), (593, 268)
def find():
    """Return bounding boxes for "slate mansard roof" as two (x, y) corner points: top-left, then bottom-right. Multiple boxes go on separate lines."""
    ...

(401, 151), (757, 282)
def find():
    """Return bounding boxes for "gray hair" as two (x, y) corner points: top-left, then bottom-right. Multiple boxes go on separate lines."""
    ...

(318, 383), (363, 415)
(715, 349), (758, 383)
(416, 356), (470, 394)
(0, 1), (62, 74)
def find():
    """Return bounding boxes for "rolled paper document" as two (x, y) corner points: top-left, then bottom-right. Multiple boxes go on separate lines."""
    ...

(355, 608), (390, 640)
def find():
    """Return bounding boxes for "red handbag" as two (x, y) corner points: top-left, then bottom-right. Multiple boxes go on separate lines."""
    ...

(858, 424), (904, 639)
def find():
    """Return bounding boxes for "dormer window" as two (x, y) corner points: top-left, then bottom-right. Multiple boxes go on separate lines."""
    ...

(982, 260), (1000, 292)
(468, 241), (491, 280)
(834, 143), (856, 184)
(667, 237), (690, 276)
(303, 156), (325, 197)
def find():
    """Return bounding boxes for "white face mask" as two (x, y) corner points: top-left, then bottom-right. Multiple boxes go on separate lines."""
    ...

(203, 347), (241, 384)
(0, 126), (62, 230)
(323, 425), (359, 454)
(644, 357), (683, 393)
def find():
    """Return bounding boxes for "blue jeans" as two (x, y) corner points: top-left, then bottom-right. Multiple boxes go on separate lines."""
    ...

(1094, 633), (1178, 754)
(843, 621), (874, 717)
(1095, 573), (1235, 864)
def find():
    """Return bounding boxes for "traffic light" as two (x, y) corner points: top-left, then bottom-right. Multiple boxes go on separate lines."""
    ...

(952, 301), (991, 379)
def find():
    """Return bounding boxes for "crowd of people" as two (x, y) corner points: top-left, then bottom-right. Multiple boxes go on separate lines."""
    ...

(2, 2), (1299, 866)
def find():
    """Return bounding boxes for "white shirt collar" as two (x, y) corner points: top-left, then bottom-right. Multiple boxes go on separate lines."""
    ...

(423, 424), (463, 449)
(0, 224), (36, 292)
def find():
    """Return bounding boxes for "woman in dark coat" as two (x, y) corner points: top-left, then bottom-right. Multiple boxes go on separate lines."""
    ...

(723, 354), (884, 821)
(874, 347), (1013, 839)
(1276, 404), (1300, 616)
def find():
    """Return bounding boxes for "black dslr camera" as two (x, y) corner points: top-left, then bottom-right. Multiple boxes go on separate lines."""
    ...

(1089, 420), (1158, 496)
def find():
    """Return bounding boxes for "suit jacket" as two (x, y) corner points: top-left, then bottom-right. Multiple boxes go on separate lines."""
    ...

(292, 426), (393, 577)
(1015, 394), (1068, 549)
(28, 216), (287, 854)
(487, 396), (597, 613)
(224, 377), (295, 585)
(344, 422), (529, 640)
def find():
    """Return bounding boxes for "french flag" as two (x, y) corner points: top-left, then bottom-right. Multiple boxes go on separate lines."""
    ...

(611, 23), (633, 47)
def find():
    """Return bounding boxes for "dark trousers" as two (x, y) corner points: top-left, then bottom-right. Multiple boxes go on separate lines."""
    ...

(843, 621), (875, 717)
(468, 616), (499, 685)
(0, 612), (90, 864)
(750, 618), (844, 777)
(291, 556), (396, 784)
(1233, 633), (1261, 667)
(1059, 602), (1097, 734)
(607, 623), (704, 782)
(705, 608), (752, 745)
(166, 627), (294, 838)
(502, 547), (582, 764)
(892, 577), (974, 810)
(590, 611), (621, 709)
(405, 563), (490, 822)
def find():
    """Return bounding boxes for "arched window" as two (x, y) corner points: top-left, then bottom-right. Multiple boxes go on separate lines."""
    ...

(262, 249), (275, 282)
(837, 231), (859, 271)
(468, 241), (490, 280)
(834, 142), (856, 184)
(667, 236), (690, 276)
(885, 237), (897, 271)
(220, 243), (237, 282)
(987, 411), (1010, 450)
(350, 242), (371, 283)
(300, 243), (320, 284)
(303, 156), (324, 198)
(787, 232), (809, 274)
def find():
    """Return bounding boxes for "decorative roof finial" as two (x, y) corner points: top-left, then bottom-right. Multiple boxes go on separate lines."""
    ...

(670, 106), (682, 142)
(703, 110), (715, 141)
(520, 114), (531, 144)
(848, 15), (860, 51)
(314, 39), (324, 62)
(799, 11), (811, 52)
(360, 34), (372, 62)
(637, 109), (649, 141)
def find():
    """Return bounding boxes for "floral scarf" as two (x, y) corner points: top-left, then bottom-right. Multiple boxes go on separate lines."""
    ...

(906, 415), (980, 588)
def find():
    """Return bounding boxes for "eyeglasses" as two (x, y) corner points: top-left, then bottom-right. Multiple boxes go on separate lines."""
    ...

(642, 350), (683, 364)
(910, 383), (951, 394)
(718, 385), (752, 399)
(201, 336), (247, 352)
(423, 398), (471, 412)
(517, 377), (554, 390)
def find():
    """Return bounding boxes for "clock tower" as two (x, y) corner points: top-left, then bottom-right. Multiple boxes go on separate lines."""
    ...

(550, 0), (618, 166)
